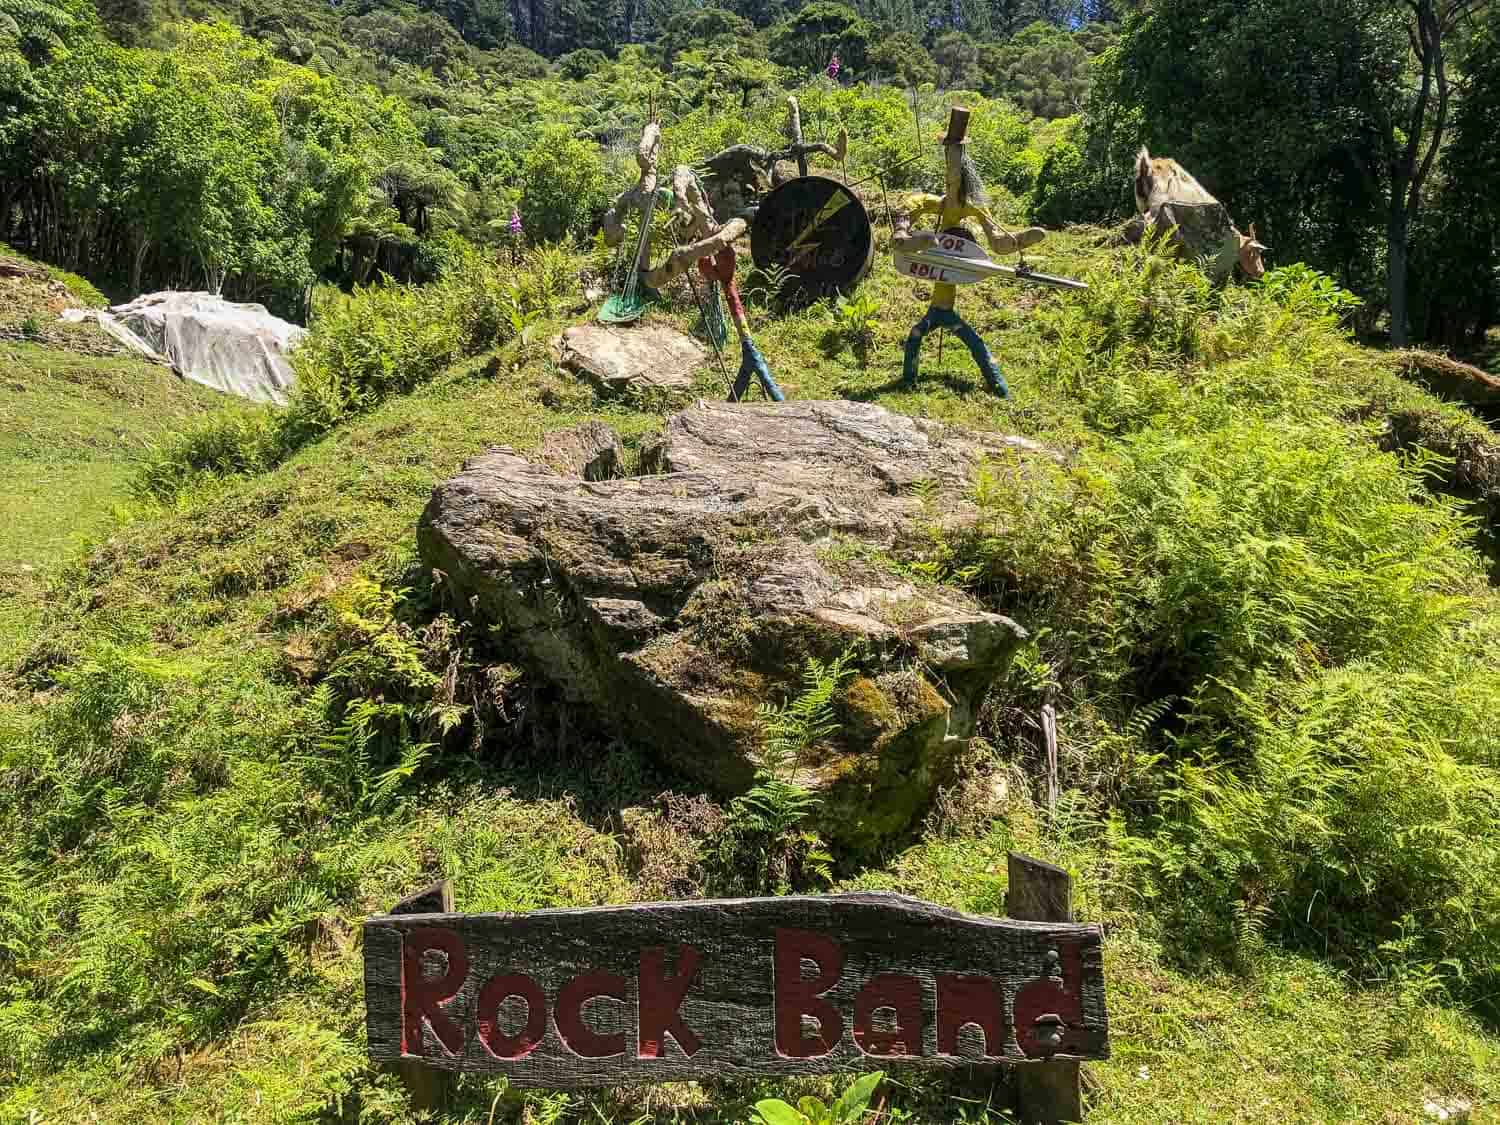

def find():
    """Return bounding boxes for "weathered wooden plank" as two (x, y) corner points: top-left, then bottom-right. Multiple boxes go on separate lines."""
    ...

(362, 891), (1107, 1089)
(1007, 854), (1072, 925)
(391, 880), (454, 916)
(1008, 854), (1084, 1124)
(384, 883), (459, 1111)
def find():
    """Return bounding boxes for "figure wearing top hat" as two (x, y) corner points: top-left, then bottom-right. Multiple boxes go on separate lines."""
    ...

(892, 107), (1047, 396)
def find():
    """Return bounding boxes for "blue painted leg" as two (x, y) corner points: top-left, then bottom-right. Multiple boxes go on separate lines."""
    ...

(730, 338), (784, 402)
(747, 339), (784, 401)
(952, 316), (1007, 397)
(902, 309), (942, 386)
(903, 306), (1006, 396)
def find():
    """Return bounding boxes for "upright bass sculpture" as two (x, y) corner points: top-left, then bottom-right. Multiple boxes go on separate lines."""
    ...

(644, 165), (784, 402)
(599, 118), (782, 402)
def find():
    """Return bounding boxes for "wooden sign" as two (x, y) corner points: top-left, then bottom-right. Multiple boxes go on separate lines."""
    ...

(364, 891), (1108, 1089)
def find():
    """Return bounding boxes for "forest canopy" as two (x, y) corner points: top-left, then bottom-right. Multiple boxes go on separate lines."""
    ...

(0, 0), (1494, 345)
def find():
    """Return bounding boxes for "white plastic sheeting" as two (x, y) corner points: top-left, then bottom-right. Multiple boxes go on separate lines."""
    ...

(62, 292), (305, 404)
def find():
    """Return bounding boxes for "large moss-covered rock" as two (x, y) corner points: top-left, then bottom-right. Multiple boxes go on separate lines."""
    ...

(418, 400), (1051, 851)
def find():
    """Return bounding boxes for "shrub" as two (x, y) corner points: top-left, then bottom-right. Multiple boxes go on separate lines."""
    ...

(518, 125), (608, 245)
(133, 407), (282, 500)
(959, 243), (1498, 1016)
(1256, 262), (1364, 324)
(1029, 115), (1136, 227)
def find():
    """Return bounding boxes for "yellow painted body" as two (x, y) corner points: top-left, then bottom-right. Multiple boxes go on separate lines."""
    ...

(901, 189), (1035, 310)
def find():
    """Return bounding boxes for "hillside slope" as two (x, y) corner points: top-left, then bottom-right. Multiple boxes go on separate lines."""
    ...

(2, 229), (1499, 1123)
(0, 252), (228, 665)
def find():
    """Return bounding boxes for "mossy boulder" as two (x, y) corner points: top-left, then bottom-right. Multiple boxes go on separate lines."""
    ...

(418, 400), (1049, 851)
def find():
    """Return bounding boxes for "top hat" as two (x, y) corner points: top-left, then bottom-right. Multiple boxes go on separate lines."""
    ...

(940, 106), (971, 145)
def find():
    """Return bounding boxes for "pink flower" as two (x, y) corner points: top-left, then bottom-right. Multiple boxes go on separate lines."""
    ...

(509, 209), (523, 237)
(827, 54), (840, 79)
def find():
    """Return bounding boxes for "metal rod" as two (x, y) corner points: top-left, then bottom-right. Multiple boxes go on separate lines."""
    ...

(683, 264), (735, 398)
(910, 86), (924, 160)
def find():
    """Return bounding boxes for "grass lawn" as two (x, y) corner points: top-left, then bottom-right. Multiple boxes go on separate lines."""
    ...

(0, 342), (225, 665)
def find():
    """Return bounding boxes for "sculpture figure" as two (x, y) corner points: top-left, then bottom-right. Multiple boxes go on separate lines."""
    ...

(643, 165), (783, 402)
(598, 119), (781, 401)
(1126, 147), (1267, 283)
(891, 106), (1048, 396)
(599, 121), (667, 323)
(696, 98), (848, 223)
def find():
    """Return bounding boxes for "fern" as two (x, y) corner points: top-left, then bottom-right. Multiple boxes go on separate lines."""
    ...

(755, 646), (859, 781)
(727, 647), (858, 893)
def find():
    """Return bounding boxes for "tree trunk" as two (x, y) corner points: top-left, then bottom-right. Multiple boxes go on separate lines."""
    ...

(1388, 203), (1410, 347)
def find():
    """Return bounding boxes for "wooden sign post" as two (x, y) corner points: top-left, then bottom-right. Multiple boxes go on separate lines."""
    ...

(364, 876), (1107, 1117)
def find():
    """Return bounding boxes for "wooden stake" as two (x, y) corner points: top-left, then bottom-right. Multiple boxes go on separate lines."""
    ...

(1042, 696), (1058, 817)
(1008, 854), (1084, 1124)
(787, 96), (809, 177)
(388, 881), (457, 1113)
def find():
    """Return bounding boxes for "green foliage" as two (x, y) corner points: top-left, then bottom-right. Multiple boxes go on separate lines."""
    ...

(959, 244), (1500, 1016)
(982, 21), (1116, 120)
(134, 244), (578, 499)
(755, 646), (860, 779)
(1028, 116), (1136, 227)
(1256, 264), (1363, 324)
(0, 0), (93, 67)
(725, 647), (859, 893)
(754, 1070), (884, 1124)
(824, 290), (880, 363)
(866, 30), (936, 87)
(1074, 0), (1489, 342)
(132, 406), (282, 500)
(1408, 18), (1500, 350)
(744, 262), (798, 307)
(518, 124), (608, 244)
(556, 46), (607, 79)
(767, 2), (871, 76)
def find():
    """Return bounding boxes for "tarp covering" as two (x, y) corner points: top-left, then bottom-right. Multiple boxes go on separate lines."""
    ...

(62, 292), (304, 404)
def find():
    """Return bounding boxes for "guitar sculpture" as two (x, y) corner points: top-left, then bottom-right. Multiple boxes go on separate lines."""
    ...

(891, 106), (1086, 395)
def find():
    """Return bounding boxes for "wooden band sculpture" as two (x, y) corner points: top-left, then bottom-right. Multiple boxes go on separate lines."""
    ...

(698, 98), (848, 223)
(891, 107), (1048, 396)
(1123, 147), (1267, 283)
(601, 121), (782, 401)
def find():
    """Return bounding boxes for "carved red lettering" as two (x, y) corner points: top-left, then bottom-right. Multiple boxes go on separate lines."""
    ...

(555, 969), (628, 1058)
(936, 973), (1003, 1058)
(852, 973), (923, 1057)
(475, 972), (546, 1059)
(400, 926), (468, 1057)
(773, 928), (844, 1058)
(1013, 943), (1086, 1058)
(637, 944), (703, 1059)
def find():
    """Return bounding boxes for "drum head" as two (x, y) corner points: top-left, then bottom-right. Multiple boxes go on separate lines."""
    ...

(750, 176), (873, 308)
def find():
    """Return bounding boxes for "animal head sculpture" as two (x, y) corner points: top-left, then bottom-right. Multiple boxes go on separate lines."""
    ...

(1236, 223), (1268, 279)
